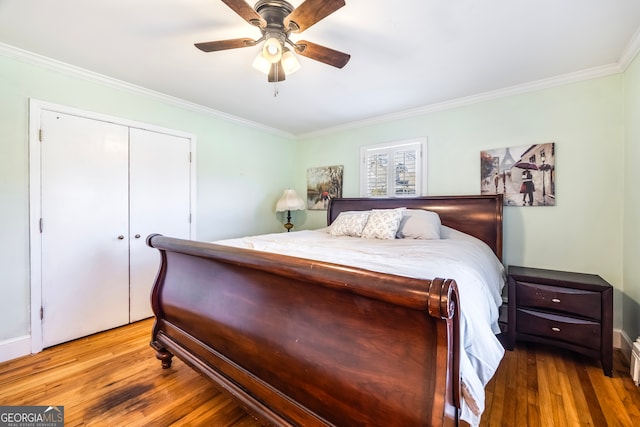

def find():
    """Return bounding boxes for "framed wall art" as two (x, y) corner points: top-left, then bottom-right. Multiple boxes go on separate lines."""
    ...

(307, 165), (343, 210)
(481, 143), (555, 206)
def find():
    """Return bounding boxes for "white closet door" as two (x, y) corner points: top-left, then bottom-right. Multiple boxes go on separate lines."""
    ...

(129, 128), (191, 321)
(41, 111), (130, 347)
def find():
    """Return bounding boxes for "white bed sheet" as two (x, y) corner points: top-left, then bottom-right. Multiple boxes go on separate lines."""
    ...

(216, 226), (505, 426)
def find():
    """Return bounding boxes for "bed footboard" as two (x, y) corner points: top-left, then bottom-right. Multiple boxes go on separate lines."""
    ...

(147, 234), (460, 426)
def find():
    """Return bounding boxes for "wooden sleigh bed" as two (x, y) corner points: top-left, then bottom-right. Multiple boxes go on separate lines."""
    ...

(147, 195), (503, 426)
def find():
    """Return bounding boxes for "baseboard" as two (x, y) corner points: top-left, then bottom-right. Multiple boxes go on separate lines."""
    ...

(0, 335), (31, 363)
(615, 328), (633, 364)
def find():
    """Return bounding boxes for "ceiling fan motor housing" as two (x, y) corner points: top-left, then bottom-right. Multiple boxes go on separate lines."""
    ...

(255, 0), (297, 34)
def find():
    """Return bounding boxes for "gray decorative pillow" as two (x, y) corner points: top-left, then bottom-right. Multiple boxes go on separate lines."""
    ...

(396, 209), (441, 239)
(361, 208), (405, 240)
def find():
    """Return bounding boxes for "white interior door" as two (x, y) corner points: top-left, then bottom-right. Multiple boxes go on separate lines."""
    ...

(129, 128), (191, 321)
(41, 111), (130, 347)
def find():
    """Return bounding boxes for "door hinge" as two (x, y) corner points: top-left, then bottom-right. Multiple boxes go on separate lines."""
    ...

(189, 213), (192, 223)
(39, 129), (43, 142)
(40, 306), (44, 320)
(189, 152), (192, 163)
(39, 218), (43, 233)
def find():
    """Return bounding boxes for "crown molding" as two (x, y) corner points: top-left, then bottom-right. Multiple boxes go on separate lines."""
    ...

(0, 42), (295, 139)
(619, 26), (640, 71)
(300, 30), (640, 139)
(298, 62), (624, 139)
(3, 34), (638, 142)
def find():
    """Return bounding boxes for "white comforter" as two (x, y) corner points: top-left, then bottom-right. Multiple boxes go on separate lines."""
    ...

(216, 226), (505, 426)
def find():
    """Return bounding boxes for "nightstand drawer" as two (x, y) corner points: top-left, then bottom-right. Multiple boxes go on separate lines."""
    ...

(516, 281), (601, 320)
(516, 308), (601, 350)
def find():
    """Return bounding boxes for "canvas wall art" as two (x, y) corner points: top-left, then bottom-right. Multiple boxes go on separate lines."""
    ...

(481, 143), (555, 206)
(307, 165), (343, 210)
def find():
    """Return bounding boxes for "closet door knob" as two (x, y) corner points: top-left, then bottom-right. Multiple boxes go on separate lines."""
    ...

(117, 235), (125, 240)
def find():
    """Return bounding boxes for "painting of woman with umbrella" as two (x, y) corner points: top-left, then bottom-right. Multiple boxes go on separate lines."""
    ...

(517, 164), (537, 205)
(480, 143), (555, 206)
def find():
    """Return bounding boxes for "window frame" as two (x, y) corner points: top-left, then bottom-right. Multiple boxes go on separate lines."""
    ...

(359, 137), (427, 197)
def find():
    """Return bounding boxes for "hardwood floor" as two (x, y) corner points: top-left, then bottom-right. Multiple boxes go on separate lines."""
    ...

(480, 341), (640, 427)
(1, 319), (639, 426)
(0, 319), (261, 427)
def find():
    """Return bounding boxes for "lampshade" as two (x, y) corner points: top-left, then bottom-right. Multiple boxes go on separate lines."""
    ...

(262, 37), (282, 64)
(252, 53), (272, 74)
(281, 48), (300, 75)
(276, 189), (305, 212)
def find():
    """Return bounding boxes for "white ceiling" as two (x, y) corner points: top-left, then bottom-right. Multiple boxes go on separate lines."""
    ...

(1, 0), (639, 137)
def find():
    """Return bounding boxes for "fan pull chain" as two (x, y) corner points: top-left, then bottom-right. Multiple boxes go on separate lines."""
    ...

(273, 65), (279, 97)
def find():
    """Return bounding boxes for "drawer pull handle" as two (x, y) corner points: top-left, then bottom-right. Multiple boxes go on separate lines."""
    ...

(551, 298), (561, 303)
(551, 327), (561, 332)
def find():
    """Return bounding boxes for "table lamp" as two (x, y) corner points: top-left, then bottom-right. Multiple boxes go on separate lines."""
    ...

(276, 189), (305, 232)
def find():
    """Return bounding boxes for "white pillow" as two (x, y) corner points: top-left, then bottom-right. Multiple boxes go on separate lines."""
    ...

(361, 208), (405, 240)
(329, 211), (371, 237)
(396, 209), (441, 239)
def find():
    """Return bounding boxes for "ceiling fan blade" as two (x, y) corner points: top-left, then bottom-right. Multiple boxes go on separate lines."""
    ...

(268, 61), (286, 82)
(194, 38), (256, 52)
(295, 40), (350, 68)
(284, 0), (345, 33)
(221, 0), (266, 27)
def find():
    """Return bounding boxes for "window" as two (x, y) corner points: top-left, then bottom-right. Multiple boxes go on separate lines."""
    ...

(360, 138), (426, 197)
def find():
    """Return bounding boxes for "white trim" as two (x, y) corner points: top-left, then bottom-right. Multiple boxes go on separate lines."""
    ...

(300, 63), (622, 139)
(0, 335), (31, 363)
(3, 39), (638, 140)
(0, 42), (293, 139)
(31, 99), (198, 140)
(29, 101), (43, 354)
(619, 26), (640, 71)
(615, 328), (633, 365)
(28, 99), (197, 355)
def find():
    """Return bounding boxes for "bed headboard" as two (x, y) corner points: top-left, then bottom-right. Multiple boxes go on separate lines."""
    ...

(327, 194), (503, 260)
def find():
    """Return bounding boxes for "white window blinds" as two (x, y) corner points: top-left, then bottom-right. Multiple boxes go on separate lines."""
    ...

(360, 139), (425, 197)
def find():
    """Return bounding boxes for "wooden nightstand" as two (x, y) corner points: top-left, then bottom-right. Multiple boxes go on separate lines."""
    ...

(507, 266), (613, 376)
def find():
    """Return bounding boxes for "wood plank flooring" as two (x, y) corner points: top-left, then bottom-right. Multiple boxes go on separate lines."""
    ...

(480, 341), (640, 427)
(0, 319), (261, 427)
(1, 319), (639, 426)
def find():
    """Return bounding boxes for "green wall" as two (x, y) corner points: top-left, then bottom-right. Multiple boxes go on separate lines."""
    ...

(296, 75), (626, 331)
(1, 44), (638, 357)
(0, 52), (295, 343)
(624, 52), (640, 341)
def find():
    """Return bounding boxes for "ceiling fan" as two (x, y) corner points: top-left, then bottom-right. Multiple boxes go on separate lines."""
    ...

(195, 0), (351, 82)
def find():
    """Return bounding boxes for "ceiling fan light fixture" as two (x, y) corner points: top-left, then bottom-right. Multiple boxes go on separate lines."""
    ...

(196, 0), (350, 85)
(281, 47), (300, 75)
(252, 52), (272, 74)
(262, 37), (283, 63)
